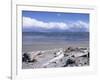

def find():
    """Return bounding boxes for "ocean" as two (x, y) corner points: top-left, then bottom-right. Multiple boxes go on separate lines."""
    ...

(22, 32), (89, 52)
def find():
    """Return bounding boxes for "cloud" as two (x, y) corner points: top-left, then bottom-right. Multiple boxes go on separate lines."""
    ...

(23, 16), (89, 32)
(23, 17), (68, 30)
(69, 20), (89, 32)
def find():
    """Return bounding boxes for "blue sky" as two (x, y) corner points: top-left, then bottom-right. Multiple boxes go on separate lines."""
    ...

(22, 11), (89, 32)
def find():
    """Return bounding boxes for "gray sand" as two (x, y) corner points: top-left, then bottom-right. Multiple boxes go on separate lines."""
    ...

(22, 46), (89, 69)
(22, 41), (89, 52)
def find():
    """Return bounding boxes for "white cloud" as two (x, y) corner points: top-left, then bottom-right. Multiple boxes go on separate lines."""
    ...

(71, 20), (88, 28)
(69, 20), (89, 31)
(23, 16), (89, 31)
(23, 17), (68, 30)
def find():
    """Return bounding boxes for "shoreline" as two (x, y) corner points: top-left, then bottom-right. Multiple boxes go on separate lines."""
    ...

(22, 41), (89, 52)
(22, 46), (89, 69)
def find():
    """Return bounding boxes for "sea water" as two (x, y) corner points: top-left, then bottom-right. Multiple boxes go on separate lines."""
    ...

(22, 32), (89, 52)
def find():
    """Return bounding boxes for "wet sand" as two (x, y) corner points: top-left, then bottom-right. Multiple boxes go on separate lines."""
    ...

(22, 41), (89, 52)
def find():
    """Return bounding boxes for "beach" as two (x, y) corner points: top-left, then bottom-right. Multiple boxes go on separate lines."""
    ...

(22, 41), (89, 52)
(22, 47), (89, 69)
(22, 32), (89, 69)
(22, 10), (90, 69)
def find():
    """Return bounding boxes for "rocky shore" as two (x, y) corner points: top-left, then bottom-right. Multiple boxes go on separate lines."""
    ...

(22, 47), (89, 69)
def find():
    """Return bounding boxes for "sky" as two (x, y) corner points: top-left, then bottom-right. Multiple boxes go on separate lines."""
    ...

(22, 11), (89, 32)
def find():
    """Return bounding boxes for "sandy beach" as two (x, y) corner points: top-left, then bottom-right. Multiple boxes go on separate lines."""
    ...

(22, 11), (90, 69)
(22, 41), (89, 52)
(22, 32), (89, 69)
(22, 42), (89, 69)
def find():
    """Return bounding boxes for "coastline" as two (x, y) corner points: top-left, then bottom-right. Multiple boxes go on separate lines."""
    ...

(22, 41), (89, 52)
(22, 33), (89, 69)
(22, 45), (89, 69)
